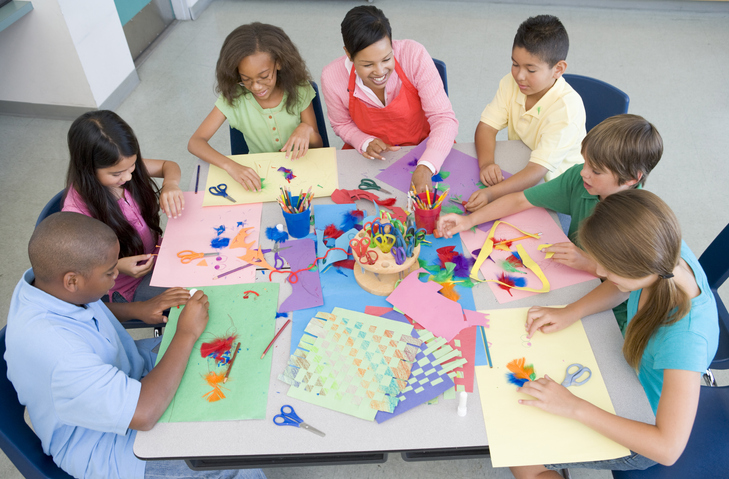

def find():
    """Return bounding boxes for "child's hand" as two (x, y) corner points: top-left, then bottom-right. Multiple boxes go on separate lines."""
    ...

(226, 163), (261, 192)
(363, 138), (401, 160)
(465, 189), (489, 211)
(159, 183), (185, 219)
(517, 375), (583, 419)
(281, 123), (314, 160)
(437, 213), (471, 239)
(410, 165), (432, 194)
(480, 163), (504, 186)
(177, 289), (209, 340)
(544, 242), (596, 273)
(525, 305), (579, 338)
(117, 254), (155, 278)
(136, 287), (191, 324)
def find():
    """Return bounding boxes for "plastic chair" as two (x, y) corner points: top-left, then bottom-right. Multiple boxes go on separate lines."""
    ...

(611, 385), (729, 479)
(0, 327), (75, 479)
(562, 74), (629, 132)
(230, 80), (330, 155)
(432, 58), (448, 96)
(35, 192), (164, 334)
(700, 223), (729, 379)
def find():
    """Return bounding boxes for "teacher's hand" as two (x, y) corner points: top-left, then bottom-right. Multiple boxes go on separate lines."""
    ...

(410, 165), (433, 194)
(363, 138), (400, 160)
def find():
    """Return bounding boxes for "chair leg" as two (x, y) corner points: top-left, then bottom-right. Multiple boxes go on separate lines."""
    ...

(703, 368), (717, 387)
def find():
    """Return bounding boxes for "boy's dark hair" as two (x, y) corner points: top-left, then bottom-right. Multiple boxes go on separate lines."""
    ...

(341, 5), (392, 60)
(30, 212), (118, 284)
(216, 23), (311, 115)
(65, 110), (161, 258)
(581, 114), (663, 188)
(513, 15), (569, 67)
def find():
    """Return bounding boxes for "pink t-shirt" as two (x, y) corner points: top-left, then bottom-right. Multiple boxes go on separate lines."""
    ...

(62, 187), (156, 302)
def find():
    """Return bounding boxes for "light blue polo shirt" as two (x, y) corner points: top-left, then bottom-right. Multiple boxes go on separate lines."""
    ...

(626, 242), (719, 414)
(5, 269), (150, 479)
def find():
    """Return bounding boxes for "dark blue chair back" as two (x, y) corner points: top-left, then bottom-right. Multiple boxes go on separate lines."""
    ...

(0, 327), (75, 478)
(562, 74), (629, 132)
(611, 385), (729, 479)
(230, 80), (330, 155)
(699, 223), (729, 369)
(432, 58), (448, 96)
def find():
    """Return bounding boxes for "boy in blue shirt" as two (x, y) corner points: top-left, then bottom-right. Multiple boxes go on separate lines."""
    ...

(438, 114), (663, 331)
(5, 212), (265, 479)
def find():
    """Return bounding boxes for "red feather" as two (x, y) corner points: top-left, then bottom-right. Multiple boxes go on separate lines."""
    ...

(505, 252), (524, 268)
(323, 224), (344, 239)
(200, 335), (237, 361)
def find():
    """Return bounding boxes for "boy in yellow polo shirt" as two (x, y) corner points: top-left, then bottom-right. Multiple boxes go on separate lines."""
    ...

(470, 14), (586, 210)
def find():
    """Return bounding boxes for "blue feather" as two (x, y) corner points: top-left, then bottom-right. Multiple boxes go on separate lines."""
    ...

(506, 373), (529, 387)
(265, 226), (289, 243)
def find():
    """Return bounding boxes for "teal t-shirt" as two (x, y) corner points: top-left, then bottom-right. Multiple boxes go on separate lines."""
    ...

(626, 242), (718, 414)
(215, 82), (316, 154)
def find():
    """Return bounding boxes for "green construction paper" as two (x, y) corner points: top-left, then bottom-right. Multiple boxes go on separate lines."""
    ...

(444, 387), (456, 399)
(155, 283), (279, 422)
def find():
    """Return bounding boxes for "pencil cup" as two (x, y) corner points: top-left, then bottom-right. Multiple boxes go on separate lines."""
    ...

(413, 192), (441, 234)
(282, 196), (311, 239)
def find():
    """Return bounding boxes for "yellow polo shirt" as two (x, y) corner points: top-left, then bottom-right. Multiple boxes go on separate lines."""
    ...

(480, 74), (586, 181)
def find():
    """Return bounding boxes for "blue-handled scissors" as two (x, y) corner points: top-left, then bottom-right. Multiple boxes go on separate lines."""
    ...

(358, 178), (392, 195)
(561, 363), (592, 387)
(273, 405), (325, 437)
(208, 183), (236, 203)
(405, 226), (427, 247)
(391, 229), (409, 265)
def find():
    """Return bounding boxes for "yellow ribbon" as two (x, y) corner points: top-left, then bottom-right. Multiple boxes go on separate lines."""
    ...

(469, 221), (550, 293)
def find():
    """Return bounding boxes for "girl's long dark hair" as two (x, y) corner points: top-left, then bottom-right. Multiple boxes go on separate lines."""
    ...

(65, 110), (161, 258)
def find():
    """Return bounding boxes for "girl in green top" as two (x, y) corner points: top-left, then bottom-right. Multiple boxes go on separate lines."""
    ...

(189, 23), (323, 191)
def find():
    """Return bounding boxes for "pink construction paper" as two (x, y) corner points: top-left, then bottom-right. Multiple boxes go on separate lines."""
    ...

(460, 207), (596, 303)
(277, 238), (323, 312)
(448, 326), (477, 393)
(151, 192), (262, 287)
(386, 269), (489, 342)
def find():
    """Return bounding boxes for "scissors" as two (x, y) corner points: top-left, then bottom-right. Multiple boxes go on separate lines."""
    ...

(273, 405), (325, 437)
(561, 363), (592, 387)
(208, 183), (236, 203)
(373, 233), (396, 254)
(177, 250), (218, 264)
(350, 237), (378, 265)
(391, 229), (409, 265)
(358, 178), (392, 195)
(404, 226), (427, 247)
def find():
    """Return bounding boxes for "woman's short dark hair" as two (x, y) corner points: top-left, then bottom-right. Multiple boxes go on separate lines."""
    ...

(341, 5), (392, 59)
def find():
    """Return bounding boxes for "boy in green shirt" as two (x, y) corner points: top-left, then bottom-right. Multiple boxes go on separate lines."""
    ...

(438, 114), (663, 331)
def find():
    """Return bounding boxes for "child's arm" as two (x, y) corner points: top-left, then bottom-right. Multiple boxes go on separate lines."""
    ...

(474, 162), (549, 208)
(436, 191), (533, 238)
(129, 290), (209, 430)
(143, 159), (184, 218)
(280, 103), (323, 160)
(518, 368), (700, 466)
(106, 287), (191, 324)
(475, 122), (503, 186)
(188, 107), (261, 192)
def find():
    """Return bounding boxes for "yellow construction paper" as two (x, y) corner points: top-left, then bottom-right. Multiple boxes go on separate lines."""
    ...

(475, 306), (629, 467)
(203, 147), (339, 206)
(538, 243), (554, 259)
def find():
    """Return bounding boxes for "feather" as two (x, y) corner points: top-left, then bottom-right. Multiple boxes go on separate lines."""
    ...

(407, 157), (419, 167)
(437, 246), (458, 268)
(340, 210), (364, 231)
(277, 166), (296, 183)
(200, 335), (237, 362)
(265, 225), (289, 243)
(505, 357), (536, 386)
(506, 251), (524, 267)
(333, 259), (355, 270)
(437, 281), (460, 301)
(323, 224), (344, 239)
(500, 260), (526, 274)
(496, 272), (527, 296)
(202, 371), (227, 402)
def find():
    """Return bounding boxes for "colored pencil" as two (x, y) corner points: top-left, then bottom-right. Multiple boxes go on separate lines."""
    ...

(223, 341), (240, 383)
(479, 326), (493, 368)
(261, 319), (291, 359)
(493, 233), (541, 246)
(194, 165), (200, 193)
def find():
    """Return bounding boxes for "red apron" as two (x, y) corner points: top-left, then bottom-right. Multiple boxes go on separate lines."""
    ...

(344, 58), (431, 149)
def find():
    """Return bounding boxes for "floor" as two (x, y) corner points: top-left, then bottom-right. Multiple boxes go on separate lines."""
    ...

(1, 0), (728, 477)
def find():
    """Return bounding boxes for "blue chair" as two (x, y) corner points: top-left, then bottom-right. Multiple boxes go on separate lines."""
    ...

(611, 385), (729, 479)
(230, 80), (330, 155)
(35, 192), (164, 334)
(700, 223), (729, 377)
(0, 327), (75, 479)
(562, 74), (629, 132)
(432, 58), (448, 96)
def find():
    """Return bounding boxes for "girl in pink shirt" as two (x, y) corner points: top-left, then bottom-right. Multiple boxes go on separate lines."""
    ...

(321, 5), (458, 193)
(63, 111), (185, 305)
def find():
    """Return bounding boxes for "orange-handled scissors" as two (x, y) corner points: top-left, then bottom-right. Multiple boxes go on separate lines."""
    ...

(349, 237), (377, 265)
(177, 250), (219, 264)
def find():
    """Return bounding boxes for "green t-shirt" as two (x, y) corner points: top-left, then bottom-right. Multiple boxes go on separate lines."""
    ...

(523, 163), (629, 331)
(215, 83), (316, 154)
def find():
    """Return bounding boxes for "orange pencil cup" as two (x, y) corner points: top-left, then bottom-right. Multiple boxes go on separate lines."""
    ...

(413, 192), (441, 234)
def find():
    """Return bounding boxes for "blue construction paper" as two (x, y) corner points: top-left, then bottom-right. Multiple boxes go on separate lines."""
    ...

(314, 204), (355, 269)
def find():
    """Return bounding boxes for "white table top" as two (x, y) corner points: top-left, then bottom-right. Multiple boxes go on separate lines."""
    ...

(134, 142), (653, 463)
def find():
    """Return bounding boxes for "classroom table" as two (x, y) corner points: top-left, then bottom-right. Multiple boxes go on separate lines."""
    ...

(134, 141), (654, 470)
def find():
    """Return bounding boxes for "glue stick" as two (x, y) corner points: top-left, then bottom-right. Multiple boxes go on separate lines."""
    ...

(457, 391), (467, 417)
(189, 288), (198, 297)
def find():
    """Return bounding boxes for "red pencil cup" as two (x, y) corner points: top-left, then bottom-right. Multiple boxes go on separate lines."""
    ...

(413, 192), (441, 234)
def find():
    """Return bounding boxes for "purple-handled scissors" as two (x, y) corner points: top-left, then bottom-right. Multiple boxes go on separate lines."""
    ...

(273, 405), (325, 437)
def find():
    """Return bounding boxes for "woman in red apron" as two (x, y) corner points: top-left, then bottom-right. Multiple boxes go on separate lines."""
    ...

(321, 5), (458, 193)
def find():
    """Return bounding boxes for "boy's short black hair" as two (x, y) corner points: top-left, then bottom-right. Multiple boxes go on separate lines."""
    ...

(513, 15), (569, 67)
(341, 5), (392, 60)
(29, 212), (118, 283)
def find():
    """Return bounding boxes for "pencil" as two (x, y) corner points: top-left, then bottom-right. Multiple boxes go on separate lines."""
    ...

(493, 233), (540, 246)
(195, 165), (200, 193)
(223, 341), (240, 383)
(261, 319), (291, 359)
(479, 326), (493, 368)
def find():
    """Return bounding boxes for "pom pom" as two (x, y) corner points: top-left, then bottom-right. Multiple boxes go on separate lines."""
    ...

(266, 225), (289, 243)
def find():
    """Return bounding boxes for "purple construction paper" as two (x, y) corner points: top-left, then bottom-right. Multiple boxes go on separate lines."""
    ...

(374, 310), (455, 423)
(278, 238), (323, 313)
(375, 139), (512, 207)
